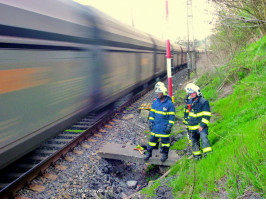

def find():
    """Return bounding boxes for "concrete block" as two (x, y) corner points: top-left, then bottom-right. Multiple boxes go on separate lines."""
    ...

(97, 143), (180, 166)
(140, 110), (150, 122)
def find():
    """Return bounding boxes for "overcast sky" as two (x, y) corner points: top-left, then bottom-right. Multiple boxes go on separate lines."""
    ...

(73, 0), (216, 42)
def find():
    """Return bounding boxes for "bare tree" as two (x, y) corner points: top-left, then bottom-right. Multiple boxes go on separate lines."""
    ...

(212, 0), (266, 36)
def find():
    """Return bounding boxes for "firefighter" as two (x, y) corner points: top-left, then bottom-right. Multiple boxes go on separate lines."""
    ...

(144, 85), (175, 162)
(185, 83), (212, 159)
(183, 83), (198, 152)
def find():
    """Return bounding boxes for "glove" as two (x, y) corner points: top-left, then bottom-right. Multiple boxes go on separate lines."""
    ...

(166, 125), (172, 134)
(149, 122), (154, 131)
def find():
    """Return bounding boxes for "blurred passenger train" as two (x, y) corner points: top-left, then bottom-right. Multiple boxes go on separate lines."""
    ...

(0, 0), (189, 169)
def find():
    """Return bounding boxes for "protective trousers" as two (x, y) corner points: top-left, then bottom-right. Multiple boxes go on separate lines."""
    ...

(191, 129), (212, 158)
(186, 128), (192, 146)
(147, 135), (170, 151)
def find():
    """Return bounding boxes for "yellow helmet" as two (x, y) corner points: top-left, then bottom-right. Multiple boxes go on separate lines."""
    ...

(155, 85), (168, 96)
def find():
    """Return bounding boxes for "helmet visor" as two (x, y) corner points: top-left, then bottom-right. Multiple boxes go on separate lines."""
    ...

(155, 88), (162, 93)
(187, 88), (196, 94)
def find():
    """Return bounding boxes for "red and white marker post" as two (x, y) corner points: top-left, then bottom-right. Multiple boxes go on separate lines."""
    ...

(165, 0), (174, 102)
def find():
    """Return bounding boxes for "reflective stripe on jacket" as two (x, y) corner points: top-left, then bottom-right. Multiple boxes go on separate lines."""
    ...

(187, 97), (211, 130)
(149, 96), (175, 135)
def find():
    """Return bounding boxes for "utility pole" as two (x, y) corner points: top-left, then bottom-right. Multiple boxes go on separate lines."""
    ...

(187, 0), (196, 79)
(165, 0), (173, 102)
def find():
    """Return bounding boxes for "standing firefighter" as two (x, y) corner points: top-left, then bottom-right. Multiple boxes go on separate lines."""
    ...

(185, 83), (212, 159)
(144, 85), (175, 162)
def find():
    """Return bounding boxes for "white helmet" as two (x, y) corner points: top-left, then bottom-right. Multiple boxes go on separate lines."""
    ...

(185, 83), (202, 96)
(155, 82), (165, 90)
(185, 83), (195, 94)
(155, 85), (168, 96)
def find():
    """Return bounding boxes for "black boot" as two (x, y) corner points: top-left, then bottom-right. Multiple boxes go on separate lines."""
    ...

(159, 144), (163, 153)
(144, 150), (152, 161)
(203, 151), (212, 158)
(193, 154), (202, 160)
(160, 148), (169, 162)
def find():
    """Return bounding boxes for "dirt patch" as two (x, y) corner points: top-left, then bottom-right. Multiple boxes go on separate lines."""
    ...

(236, 189), (262, 199)
(196, 54), (222, 75)
(219, 83), (233, 98)
(155, 184), (174, 199)
(217, 176), (228, 199)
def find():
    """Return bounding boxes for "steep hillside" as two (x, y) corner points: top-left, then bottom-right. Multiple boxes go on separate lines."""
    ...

(142, 36), (265, 199)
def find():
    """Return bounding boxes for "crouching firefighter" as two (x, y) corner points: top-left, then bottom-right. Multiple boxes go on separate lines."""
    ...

(185, 83), (212, 159)
(144, 85), (175, 162)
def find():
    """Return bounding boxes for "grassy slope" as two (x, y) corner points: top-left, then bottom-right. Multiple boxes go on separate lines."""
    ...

(142, 36), (266, 198)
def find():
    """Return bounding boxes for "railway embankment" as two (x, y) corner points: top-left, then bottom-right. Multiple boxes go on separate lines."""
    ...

(141, 36), (265, 198)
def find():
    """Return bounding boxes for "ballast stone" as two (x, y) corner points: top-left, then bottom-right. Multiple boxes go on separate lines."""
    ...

(126, 180), (138, 188)
(122, 114), (134, 120)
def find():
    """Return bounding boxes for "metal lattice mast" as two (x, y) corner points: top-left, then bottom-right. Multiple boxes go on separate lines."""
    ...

(187, 0), (196, 79)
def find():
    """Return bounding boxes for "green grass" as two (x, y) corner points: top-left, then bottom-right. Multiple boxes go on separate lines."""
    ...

(141, 179), (161, 198)
(142, 36), (266, 199)
(170, 137), (187, 151)
(146, 164), (161, 182)
(173, 89), (187, 105)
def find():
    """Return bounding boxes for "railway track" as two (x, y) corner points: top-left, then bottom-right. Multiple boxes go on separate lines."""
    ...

(0, 77), (160, 198)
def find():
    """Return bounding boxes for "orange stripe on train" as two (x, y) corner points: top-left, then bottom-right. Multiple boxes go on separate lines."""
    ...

(0, 67), (49, 94)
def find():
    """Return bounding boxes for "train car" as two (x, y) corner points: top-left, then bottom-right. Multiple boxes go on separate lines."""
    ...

(0, 0), (102, 170)
(0, 0), (187, 170)
(180, 46), (188, 66)
(196, 48), (205, 59)
(86, 7), (157, 107)
(171, 43), (183, 68)
(151, 37), (166, 77)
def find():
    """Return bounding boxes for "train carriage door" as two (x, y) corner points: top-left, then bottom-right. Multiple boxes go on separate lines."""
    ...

(86, 8), (105, 106)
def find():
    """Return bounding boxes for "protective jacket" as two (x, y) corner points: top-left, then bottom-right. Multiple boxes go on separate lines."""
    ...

(149, 96), (175, 137)
(187, 96), (211, 131)
(183, 95), (191, 125)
